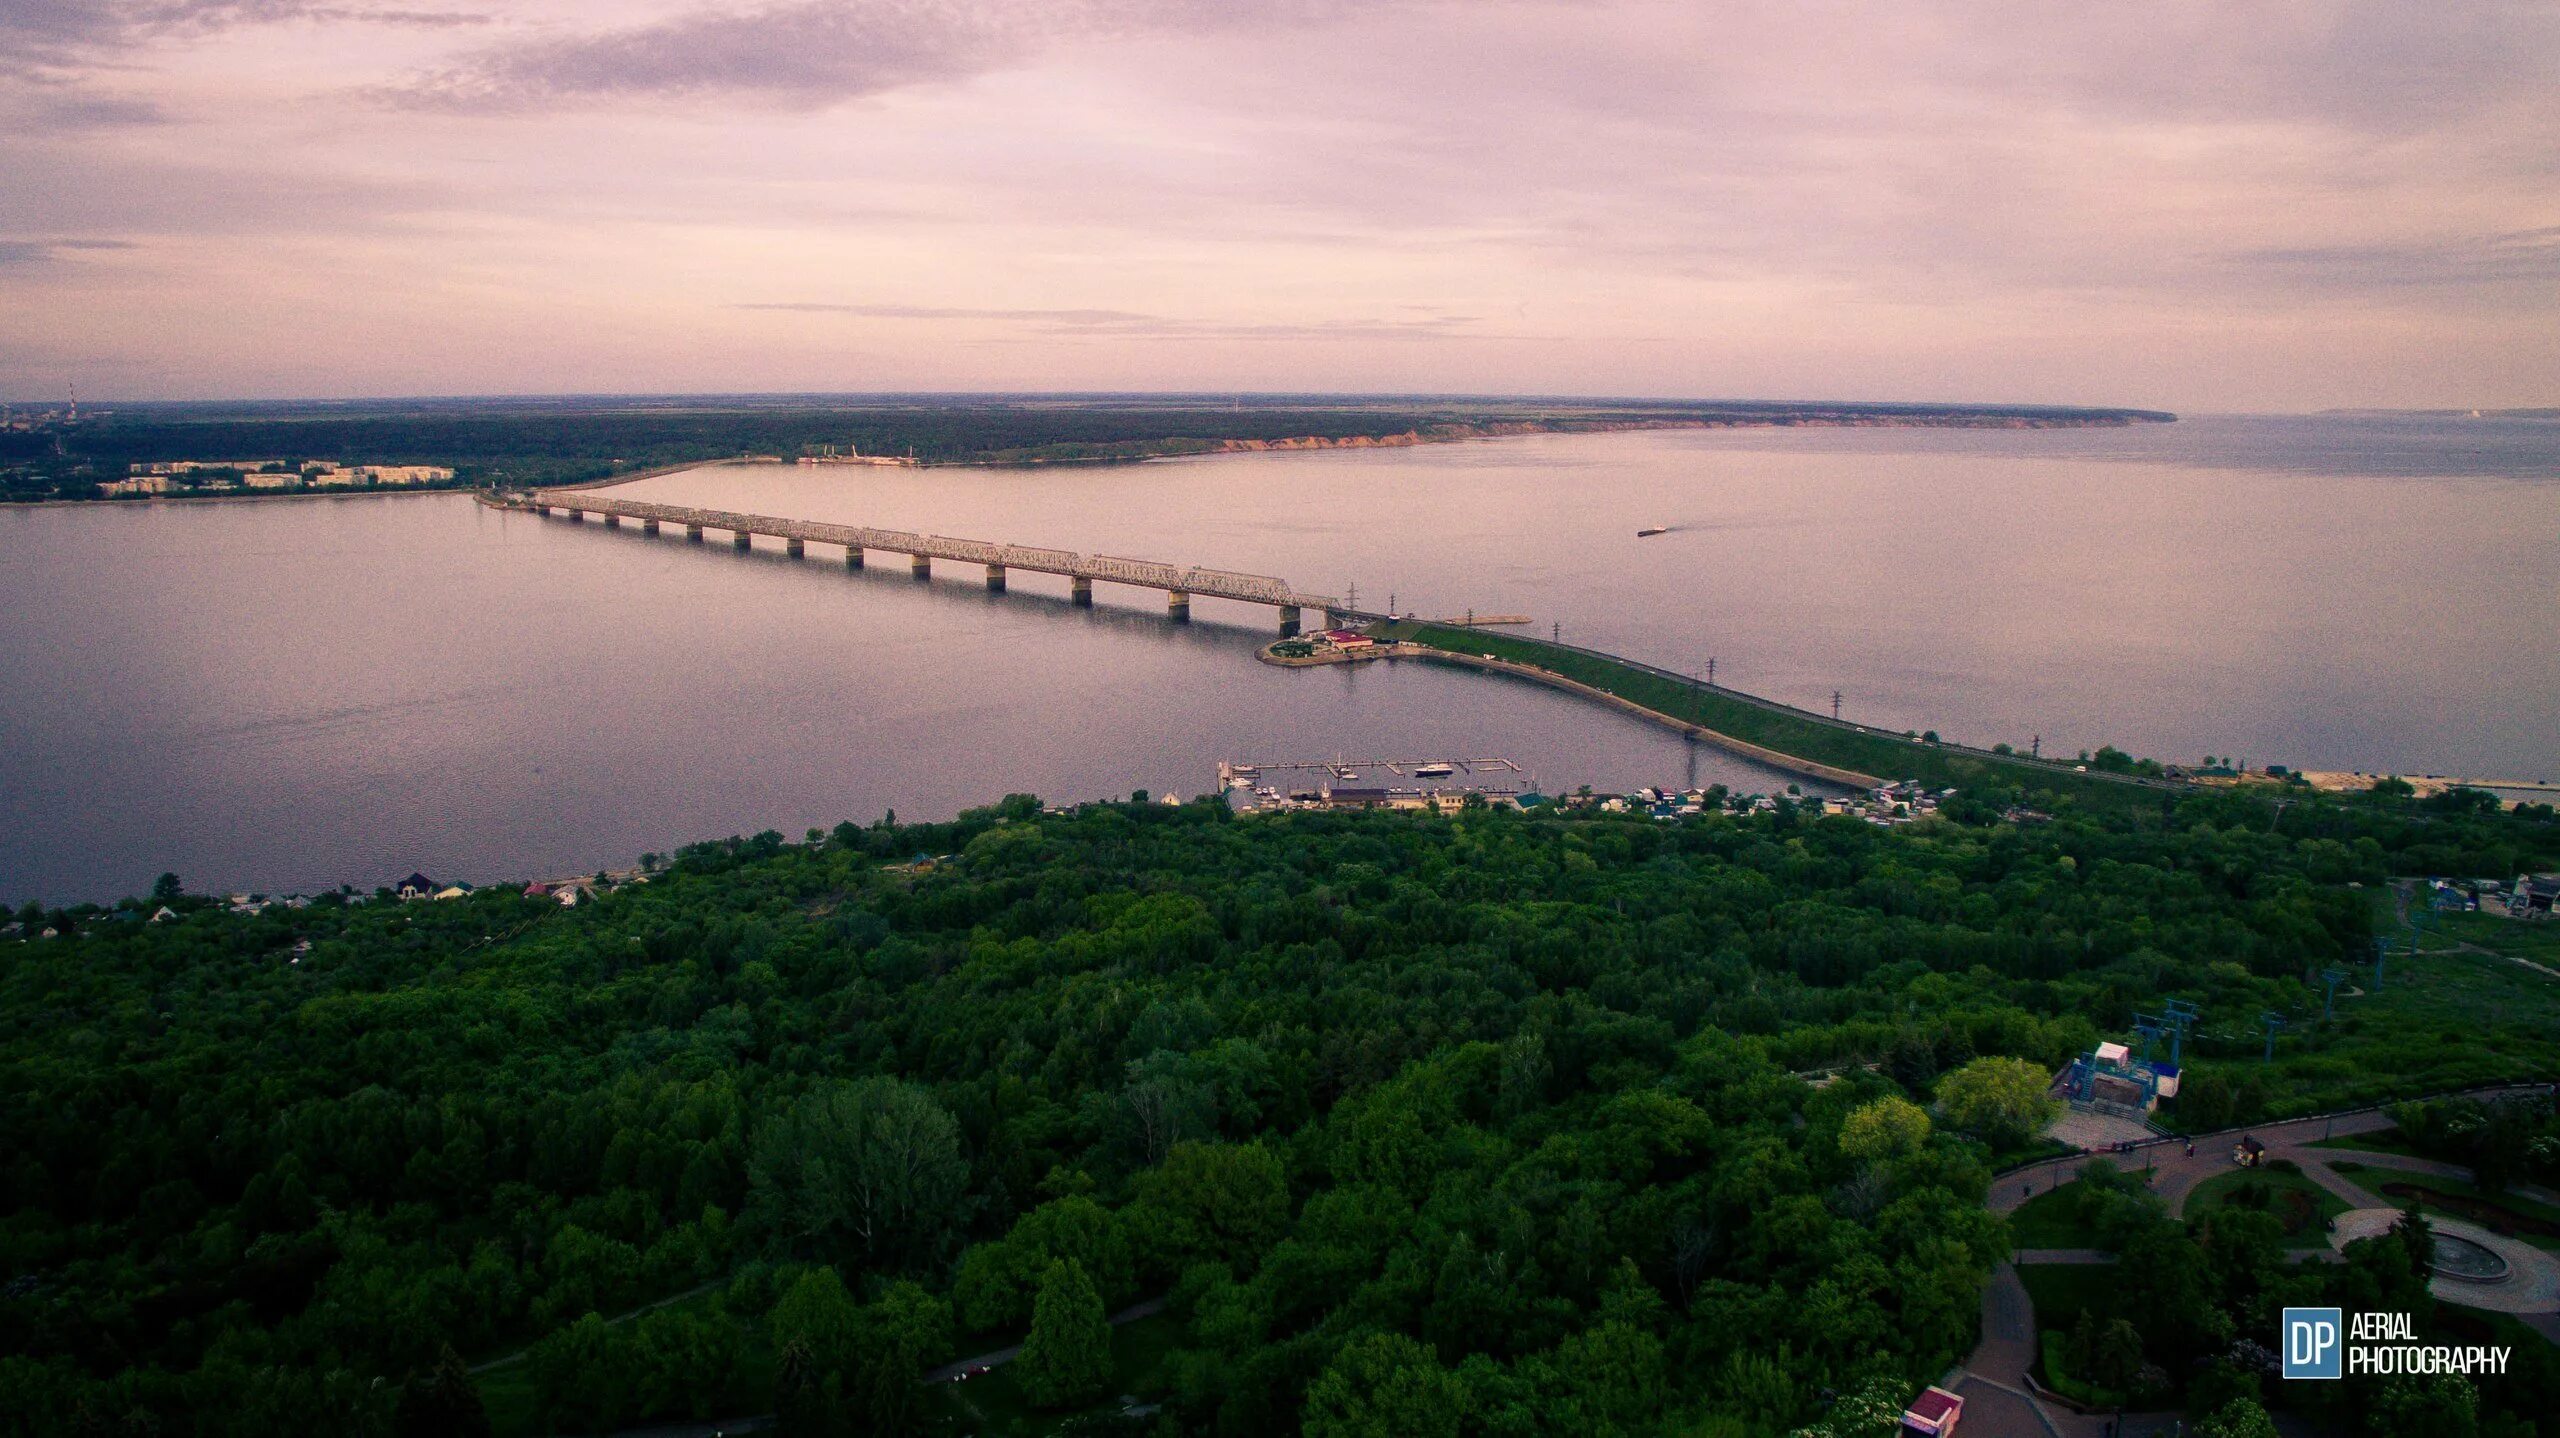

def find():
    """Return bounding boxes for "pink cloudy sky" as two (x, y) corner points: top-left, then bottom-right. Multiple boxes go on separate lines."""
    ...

(3, 0), (2555, 408)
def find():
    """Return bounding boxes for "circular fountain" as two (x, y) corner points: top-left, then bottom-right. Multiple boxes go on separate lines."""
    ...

(2428, 1231), (2512, 1283)
(2330, 1207), (2560, 1312)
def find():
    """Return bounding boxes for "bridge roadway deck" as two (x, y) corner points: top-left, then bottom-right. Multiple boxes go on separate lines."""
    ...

(527, 490), (1345, 613)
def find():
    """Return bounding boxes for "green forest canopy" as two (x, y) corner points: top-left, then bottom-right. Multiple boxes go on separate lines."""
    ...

(0, 783), (2552, 1435)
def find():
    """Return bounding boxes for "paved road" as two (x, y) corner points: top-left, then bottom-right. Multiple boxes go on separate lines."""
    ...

(922, 1297), (1167, 1384)
(1952, 1264), (2062, 1438)
(469, 1277), (725, 1374)
(1955, 1264), (2189, 1438)
(1990, 1113), (2399, 1219)
(1991, 1085), (2558, 1220)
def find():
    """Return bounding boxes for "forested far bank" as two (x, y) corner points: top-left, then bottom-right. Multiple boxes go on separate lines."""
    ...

(0, 783), (2552, 1436)
(1, 396), (2173, 501)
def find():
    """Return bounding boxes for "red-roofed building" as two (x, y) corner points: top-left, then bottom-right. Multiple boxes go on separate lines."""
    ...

(1900, 1386), (1963, 1438)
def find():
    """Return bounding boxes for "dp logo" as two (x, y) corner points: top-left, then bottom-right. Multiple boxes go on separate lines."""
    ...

(2283, 1307), (2342, 1379)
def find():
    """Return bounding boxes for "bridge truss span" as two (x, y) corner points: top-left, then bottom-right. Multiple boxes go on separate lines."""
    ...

(525, 489), (1344, 623)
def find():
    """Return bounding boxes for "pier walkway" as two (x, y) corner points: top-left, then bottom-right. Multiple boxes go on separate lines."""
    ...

(508, 488), (1349, 632)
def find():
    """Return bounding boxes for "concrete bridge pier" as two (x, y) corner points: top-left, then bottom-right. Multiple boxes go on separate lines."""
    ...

(568, 509), (585, 523)
(786, 537), (805, 559)
(1071, 577), (1093, 607)
(1279, 605), (1301, 637)
(641, 518), (659, 536)
(732, 530), (752, 552)
(604, 513), (620, 529)
(540, 504), (556, 518)
(984, 564), (1006, 592)
(910, 554), (931, 580)
(686, 524), (704, 543)
(1168, 590), (1191, 623)
(845, 546), (863, 570)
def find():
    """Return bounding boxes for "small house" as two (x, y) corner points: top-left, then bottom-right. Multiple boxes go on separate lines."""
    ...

(394, 873), (436, 901)
(1900, 1385), (1963, 1438)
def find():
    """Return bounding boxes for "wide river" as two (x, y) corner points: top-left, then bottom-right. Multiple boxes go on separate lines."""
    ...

(3, 413), (2554, 904)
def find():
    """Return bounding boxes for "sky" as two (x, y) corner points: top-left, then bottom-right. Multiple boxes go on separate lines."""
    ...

(3, 0), (2556, 410)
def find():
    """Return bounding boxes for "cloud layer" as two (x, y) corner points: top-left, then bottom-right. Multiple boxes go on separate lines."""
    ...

(3, 0), (2555, 405)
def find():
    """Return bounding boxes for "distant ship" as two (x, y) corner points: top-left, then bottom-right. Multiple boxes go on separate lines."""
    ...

(1415, 761), (1456, 778)
(1637, 525), (1670, 537)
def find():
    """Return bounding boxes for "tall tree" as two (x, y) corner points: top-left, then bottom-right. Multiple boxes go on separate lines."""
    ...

(1838, 1095), (1931, 1162)
(848, 1281), (952, 1435)
(1304, 1332), (1468, 1438)
(1932, 1057), (2059, 1148)
(1014, 1260), (1113, 1409)
(750, 1079), (968, 1270)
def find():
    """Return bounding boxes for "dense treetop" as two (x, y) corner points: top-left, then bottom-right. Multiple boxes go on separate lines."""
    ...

(0, 783), (2550, 1435)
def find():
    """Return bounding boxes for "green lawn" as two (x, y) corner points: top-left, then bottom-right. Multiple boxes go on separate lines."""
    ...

(2372, 898), (2560, 966)
(479, 1359), (539, 1438)
(2015, 1264), (2122, 1334)
(2428, 909), (2560, 964)
(2308, 1127), (2426, 1158)
(2331, 1164), (2560, 1252)
(2037, 1329), (2130, 1410)
(2228, 913), (2560, 1119)
(2008, 1183), (2133, 1250)
(2183, 1166), (2351, 1248)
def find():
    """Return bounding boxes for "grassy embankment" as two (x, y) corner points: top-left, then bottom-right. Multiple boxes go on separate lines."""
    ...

(2329, 1163), (2560, 1252)
(1375, 621), (2175, 811)
(2150, 935), (2560, 1128)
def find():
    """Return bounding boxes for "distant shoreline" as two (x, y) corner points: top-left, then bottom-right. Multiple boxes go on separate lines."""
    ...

(3, 485), (461, 510)
(4, 400), (2176, 504)
(956, 410), (2177, 468)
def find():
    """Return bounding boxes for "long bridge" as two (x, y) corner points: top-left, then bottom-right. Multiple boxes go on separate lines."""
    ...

(506, 489), (1351, 634)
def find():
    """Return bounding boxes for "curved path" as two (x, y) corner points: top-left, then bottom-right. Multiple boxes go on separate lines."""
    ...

(1955, 1085), (2559, 1438)
(922, 1296), (1167, 1383)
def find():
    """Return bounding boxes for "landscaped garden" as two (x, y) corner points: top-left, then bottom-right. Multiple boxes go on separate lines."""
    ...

(2330, 1164), (2560, 1251)
(2182, 1163), (2351, 1249)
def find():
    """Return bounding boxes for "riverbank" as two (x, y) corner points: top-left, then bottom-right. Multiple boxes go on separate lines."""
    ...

(1373, 622), (2187, 810)
(2, 483), (467, 508)
(959, 409), (2176, 467)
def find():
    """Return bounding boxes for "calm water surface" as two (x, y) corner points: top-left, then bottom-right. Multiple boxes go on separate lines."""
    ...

(3, 414), (2553, 903)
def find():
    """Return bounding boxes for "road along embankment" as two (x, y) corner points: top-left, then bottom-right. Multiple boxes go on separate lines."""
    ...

(1373, 623), (2190, 809)
(1387, 647), (1884, 789)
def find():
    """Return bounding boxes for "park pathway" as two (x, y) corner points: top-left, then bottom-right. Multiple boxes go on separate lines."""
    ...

(1950, 1263), (2063, 1438)
(922, 1297), (1167, 1383)
(469, 1277), (725, 1375)
(1954, 1084), (2558, 1438)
